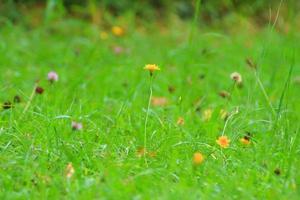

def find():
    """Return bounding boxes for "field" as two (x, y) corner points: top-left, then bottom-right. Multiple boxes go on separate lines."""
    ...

(0, 14), (300, 199)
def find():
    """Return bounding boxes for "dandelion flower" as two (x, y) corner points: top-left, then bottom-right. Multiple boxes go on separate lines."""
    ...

(47, 71), (59, 82)
(193, 152), (204, 165)
(72, 121), (83, 131)
(176, 117), (185, 126)
(240, 136), (251, 145)
(112, 26), (125, 36)
(65, 163), (75, 178)
(230, 72), (242, 84)
(144, 64), (160, 76)
(216, 136), (230, 148)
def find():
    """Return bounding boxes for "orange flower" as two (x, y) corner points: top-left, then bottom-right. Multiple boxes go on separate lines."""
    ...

(144, 64), (160, 75)
(176, 117), (185, 125)
(240, 136), (251, 145)
(112, 26), (125, 36)
(65, 163), (75, 178)
(193, 152), (204, 165)
(136, 147), (146, 157)
(216, 136), (230, 148)
(151, 96), (168, 106)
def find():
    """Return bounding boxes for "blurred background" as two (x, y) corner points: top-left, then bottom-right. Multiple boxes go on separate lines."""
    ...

(0, 0), (298, 31)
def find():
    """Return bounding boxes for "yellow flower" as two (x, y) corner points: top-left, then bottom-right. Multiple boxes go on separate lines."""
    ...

(193, 152), (204, 165)
(100, 31), (108, 40)
(144, 64), (160, 72)
(65, 163), (75, 178)
(216, 136), (230, 148)
(202, 109), (212, 121)
(176, 117), (185, 126)
(112, 26), (125, 36)
(240, 136), (251, 145)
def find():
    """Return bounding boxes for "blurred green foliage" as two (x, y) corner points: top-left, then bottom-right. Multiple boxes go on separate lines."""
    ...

(0, 0), (298, 25)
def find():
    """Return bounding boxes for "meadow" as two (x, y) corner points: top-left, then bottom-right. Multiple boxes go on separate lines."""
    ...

(0, 6), (300, 199)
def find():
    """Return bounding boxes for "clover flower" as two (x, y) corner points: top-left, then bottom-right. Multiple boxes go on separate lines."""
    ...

(47, 71), (59, 82)
(72, 121), (83, 131)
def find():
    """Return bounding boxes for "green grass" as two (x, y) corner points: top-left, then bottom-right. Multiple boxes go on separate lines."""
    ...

(0, 17), (300, 199)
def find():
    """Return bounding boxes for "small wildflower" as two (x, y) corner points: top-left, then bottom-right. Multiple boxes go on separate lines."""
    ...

(176, 117), (185, 126)
(13, 95), (21, 103)
(72, 121), (83, 131)
(219, 90), (231, 99)
(47, 71), (59, 82)
(202, 109), (212, 121)
(113, 46), (124, 55)
(100, 31), (108, 40)
(240, 135), (251, 145)
(2, 101), (12, 109)
(230, 72), (242, 84)
(112, 26), (125, 36)
(216, 136), (230, 148)
(151, 97), (168, 106)
(136, 147), (146, 157)
(65, 163), (75, 178)
(193, 152), (204, 165)
(144, 64), (160, 76)
(35, 86), (44, 94)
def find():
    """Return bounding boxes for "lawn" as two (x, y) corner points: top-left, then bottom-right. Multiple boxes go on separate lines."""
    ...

(0, 16), (299, 199)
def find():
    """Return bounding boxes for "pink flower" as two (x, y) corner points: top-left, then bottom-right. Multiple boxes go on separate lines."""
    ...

(113, 46), (124, 55)
(72, 121), (83, 131)
(47, 71), (59, 82)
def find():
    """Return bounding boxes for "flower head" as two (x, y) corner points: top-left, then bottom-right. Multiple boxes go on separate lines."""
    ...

(240, 135), (251, 145)
(144, 64), (160, 76)
(35, 86), (44, 94)
(72, 121), (83, 131)
(193, 152), (204, 165)
(47, 71), (59, 82)
(113, 46), (124, 55)
(112, 26), (125, 36)
(230, 72), (242, 84)
(176, 117), (185, 126)
(216, 136), (230, 148)
(65, 162), (75, 178)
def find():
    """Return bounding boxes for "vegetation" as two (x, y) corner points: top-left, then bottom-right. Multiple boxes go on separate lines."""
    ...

(0, 0), (299, 199)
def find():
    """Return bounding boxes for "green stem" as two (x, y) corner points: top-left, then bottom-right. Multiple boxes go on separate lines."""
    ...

(144, 75), (153, 166)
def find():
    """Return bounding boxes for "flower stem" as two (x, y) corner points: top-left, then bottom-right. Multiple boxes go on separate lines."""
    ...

(144, 75), (153, 166)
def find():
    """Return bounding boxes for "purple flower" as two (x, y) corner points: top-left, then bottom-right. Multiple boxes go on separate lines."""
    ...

(47, 71), (59, 82)
(72, 121), (83, 131)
